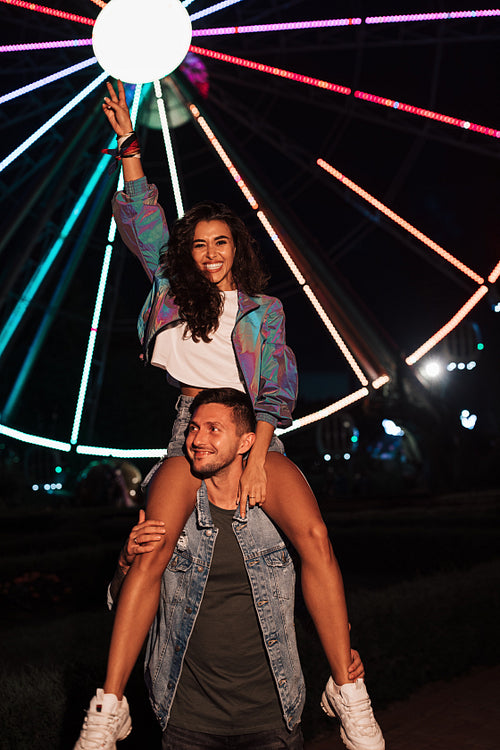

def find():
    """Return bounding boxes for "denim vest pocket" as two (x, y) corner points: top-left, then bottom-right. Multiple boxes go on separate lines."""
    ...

(262, 545), (292, 567)
(262, 545), (293, 600)
(165, 551), (193, 602)
(167, 551), (193, 572)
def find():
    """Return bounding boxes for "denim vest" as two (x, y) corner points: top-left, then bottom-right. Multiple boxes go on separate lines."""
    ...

(144, 483), (305, 731)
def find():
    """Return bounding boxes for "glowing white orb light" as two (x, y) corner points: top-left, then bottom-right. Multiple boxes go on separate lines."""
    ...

(92, 0), (192, 84)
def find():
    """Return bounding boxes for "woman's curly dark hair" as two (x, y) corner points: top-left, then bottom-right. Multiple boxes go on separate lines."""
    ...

(160, 201), (269, 342)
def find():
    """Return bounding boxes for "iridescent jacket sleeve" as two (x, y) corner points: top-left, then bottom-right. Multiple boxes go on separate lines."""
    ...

(112, 176), (169, 282)
(235, 295), (297, 429)
(257, 298), (297, 428)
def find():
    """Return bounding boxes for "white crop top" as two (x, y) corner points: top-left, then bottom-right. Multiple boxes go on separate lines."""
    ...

(151, 290), (245, 392)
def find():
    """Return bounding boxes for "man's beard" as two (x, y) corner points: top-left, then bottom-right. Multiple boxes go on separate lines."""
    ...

(190, 448), (239, 478)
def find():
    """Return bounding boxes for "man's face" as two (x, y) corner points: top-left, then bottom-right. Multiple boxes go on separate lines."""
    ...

(186, 402), (249, 477)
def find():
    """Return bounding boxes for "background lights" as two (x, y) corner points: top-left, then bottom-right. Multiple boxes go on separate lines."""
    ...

(323, 453), (332, 462)
(460, 410), (477, 430)
(382, 419), (404, 437)
(421, 360), (443, 379)
(343, 453), (351, 460)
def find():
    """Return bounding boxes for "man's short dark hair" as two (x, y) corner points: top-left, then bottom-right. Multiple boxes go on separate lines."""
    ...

(190, 388), (256, 435)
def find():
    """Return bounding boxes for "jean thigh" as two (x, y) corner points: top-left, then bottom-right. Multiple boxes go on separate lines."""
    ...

(241, 724), (303, 749)
(162, 725), (303, 750)
(162, 725), (225, 750)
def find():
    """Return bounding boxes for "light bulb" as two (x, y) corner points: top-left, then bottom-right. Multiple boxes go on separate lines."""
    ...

(92, 0), (192, 84)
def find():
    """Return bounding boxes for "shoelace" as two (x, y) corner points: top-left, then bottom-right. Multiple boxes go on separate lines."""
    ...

(340, 694), (380, 735)
(80, 709), (119, 749)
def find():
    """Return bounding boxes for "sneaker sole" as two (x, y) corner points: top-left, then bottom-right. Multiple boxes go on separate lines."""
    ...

(320, 690), (337, 719)
(117, 717), (132, 742)
(320, 693), (384, 750)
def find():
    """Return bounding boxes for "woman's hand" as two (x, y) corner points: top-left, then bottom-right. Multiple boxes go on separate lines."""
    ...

(102, 79), (134, 136)
(348, 649), (365, 681)
(237, 460), (267, 518)
(118, 509), (166, 570)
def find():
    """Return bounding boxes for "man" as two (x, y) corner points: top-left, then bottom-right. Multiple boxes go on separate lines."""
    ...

(76, 389), (384, 749)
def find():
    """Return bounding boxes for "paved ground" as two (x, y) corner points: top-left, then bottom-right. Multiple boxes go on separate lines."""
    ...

(305, 664), (500, 750)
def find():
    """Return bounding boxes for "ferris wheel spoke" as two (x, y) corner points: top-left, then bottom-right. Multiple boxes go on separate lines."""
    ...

(0, 39), (93, 53)
(406, 286), (489, 366)
(0, 0), (95, 25)
(0, 57), (97, 105)
(192, 17), (362, 37)
(189, 0), (248, 23)
(317, 158), (484, 285)
(189, 45), (351, 94)
(0, 69), (107, 173)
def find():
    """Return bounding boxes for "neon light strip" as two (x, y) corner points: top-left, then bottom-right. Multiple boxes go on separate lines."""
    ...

(70, 84), (143, 445)
(366, 10), (500, 23)
(301, 284), (369, 385)
(0, 424), (71, 452)
(192, 18), (362, 36)
(0, 140), (112, 361)
(0, 70), (108, 173)
(0, 58), (97, 105)
(188, 104), (369, 386)
(406, 286), (489, 365)
(372, 375), (390, 389)
(488, 260), (500, 284)
(355, 91), (500, 140)
(70, 244), (113, 444)
(256, 211), (305, 284)
(190, 0), (246, 22)
(189, 46), (351, 95)
(0, 0), (95, 25)
(317, 158), (484, 285)
(182, 0), (197, 7)
(88, 0), (106, 8)
(188, 104), (259, 209)
(154, 80), (184, 218)
(0, 39), (93, 53)
(276, 388), (370, 435)
(76, 445), (168, 458)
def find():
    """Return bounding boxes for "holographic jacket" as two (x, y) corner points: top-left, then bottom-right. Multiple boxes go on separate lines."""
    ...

(112, 178), (298, 428)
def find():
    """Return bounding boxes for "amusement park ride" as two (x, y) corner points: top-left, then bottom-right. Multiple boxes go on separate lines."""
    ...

(0, 0), (499, 493)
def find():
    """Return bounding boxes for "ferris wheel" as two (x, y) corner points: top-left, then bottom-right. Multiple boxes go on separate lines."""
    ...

(0, 0), (499, 468)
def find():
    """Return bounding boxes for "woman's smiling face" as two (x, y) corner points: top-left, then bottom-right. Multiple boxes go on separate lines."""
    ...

(191, 219), (237, 292)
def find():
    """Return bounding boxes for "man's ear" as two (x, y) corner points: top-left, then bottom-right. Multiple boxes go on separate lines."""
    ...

(238, 431), (256, 455)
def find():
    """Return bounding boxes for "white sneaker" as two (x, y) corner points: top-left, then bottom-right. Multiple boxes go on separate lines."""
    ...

(320, 677), (385, 750)
(74, 689), (132, 749)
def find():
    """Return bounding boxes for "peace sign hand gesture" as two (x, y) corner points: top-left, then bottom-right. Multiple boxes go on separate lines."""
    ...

(102, 79), (133, 136)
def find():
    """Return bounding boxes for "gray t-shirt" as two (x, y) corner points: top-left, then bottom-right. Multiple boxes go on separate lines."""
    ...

(168, 502), (284, 734)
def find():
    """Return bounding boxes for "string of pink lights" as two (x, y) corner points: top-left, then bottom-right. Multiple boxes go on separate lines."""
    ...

(316, 158), (485, 285)
(189, 45), (351, 94)
(0, 0), (94, 25)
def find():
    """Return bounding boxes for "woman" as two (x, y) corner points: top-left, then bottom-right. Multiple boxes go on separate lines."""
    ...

(74, 81), (383, 750)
